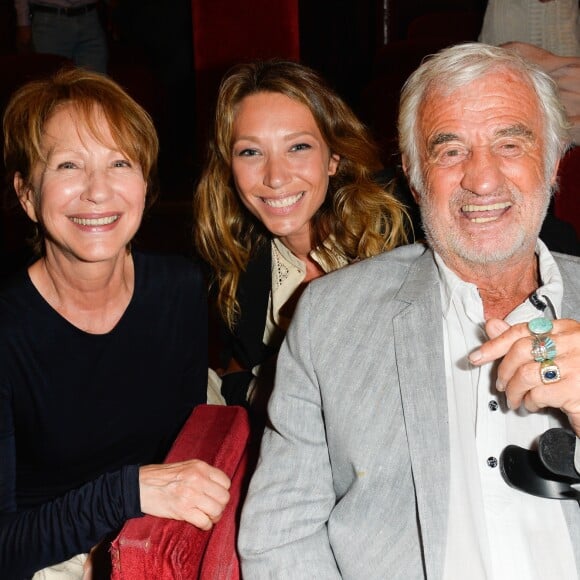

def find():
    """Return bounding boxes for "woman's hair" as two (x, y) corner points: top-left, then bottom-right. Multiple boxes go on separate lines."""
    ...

(398, 42), (571, 194)
(194, 59), (407, 329)
(3, 66), (159, 253)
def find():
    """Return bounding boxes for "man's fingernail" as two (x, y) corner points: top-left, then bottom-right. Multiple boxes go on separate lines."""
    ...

(496, 378), (506, 392)
(469, 349), (482, 363)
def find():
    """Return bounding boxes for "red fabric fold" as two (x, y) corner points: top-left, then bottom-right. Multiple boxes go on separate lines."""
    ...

(111, 404), (250, 579)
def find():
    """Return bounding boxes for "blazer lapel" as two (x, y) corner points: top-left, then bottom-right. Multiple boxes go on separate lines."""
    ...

(393, 249), (449, 579)
(387, 250), (580, 576)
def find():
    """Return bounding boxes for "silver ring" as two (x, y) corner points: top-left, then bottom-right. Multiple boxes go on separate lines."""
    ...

(531, 336), (557, 362)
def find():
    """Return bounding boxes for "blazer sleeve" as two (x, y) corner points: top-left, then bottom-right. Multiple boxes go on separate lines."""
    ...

(238, 285), (341, 579)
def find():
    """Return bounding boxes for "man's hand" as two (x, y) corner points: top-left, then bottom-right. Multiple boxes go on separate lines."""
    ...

(469, 318), (580, 435)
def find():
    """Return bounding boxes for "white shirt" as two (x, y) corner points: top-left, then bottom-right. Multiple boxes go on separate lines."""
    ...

(439, 240), (578, 580)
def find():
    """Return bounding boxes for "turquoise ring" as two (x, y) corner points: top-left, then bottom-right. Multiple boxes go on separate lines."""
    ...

(531, 336), (557, 362)
(528, 317), (553, 337)
(528, 316), (554, 337)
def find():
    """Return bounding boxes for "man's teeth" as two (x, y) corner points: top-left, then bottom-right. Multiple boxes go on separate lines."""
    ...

(462, 202), (512, 212)
(462, 201), (512, 223)
(264, 192), (304, 208)
(70, 215), (119, 226)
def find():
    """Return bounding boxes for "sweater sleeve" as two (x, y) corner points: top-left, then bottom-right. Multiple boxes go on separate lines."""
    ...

(0, 372), (139, 578)
(0, 253), (202, 578)
(0, 429), (143, 580)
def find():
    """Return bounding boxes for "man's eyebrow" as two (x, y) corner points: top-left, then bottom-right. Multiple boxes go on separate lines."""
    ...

(495, 124), (535, 140)
(428, 132), (458, 154)
(427, 124), (535, 154)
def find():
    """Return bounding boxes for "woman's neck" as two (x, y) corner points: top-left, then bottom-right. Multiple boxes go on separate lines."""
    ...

(29, 250), (135, 334)
(278, 229), (324, 282)
(279, 227), (313, 263)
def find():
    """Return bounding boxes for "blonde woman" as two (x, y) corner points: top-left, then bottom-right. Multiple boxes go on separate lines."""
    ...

(194, 60), (407, 410)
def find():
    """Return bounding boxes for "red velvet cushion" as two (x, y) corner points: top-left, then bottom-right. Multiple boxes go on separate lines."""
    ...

(110, 405), (250, 579)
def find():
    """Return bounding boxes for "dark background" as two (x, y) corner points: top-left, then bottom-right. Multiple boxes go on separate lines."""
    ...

(0, 0), (539, 274)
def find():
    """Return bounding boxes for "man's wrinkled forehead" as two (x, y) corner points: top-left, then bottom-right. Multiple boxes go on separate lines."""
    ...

(418, 69), (542, 141)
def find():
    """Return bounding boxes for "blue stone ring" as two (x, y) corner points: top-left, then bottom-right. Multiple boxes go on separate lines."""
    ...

(531, 336), (557, 362)
(528, 317), (553, 337)
(540, 359), (561, 384)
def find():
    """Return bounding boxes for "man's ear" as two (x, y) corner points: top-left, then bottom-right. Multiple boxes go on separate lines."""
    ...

(401, 155), (421, 204)
(401, 154), (409, 176)
(409, 186), (421, 204)
(14, 172), (38, 223)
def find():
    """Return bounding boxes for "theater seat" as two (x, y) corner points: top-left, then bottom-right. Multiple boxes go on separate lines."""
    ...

(190, 0), (299, 155)
(554, 146), (580, 239)
(110, 405), (250, 579)
(406, 10), (483, 42)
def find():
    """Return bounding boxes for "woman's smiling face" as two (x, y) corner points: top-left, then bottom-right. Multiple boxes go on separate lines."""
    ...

(231, 91), (339, 251)
(17, 104), (147, 264)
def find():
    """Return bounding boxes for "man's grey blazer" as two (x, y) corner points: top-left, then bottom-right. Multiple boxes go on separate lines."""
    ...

(239, 243), (580, 579)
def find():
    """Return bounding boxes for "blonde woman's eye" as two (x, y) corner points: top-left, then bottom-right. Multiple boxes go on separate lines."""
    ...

(238, 148), (260, 157)
(290, 143), (311, 152)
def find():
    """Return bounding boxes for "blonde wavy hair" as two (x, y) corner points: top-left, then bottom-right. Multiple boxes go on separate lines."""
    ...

(194, 59), (407, 330)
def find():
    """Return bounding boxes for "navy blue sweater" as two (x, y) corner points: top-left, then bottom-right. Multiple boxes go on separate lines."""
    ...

(0, 252), (207, 578)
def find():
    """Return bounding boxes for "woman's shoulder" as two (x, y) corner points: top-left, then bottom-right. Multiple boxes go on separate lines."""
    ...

(131, 251), (208, 317)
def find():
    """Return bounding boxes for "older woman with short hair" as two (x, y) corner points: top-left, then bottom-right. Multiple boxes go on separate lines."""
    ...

(0, 68), (230, 578)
